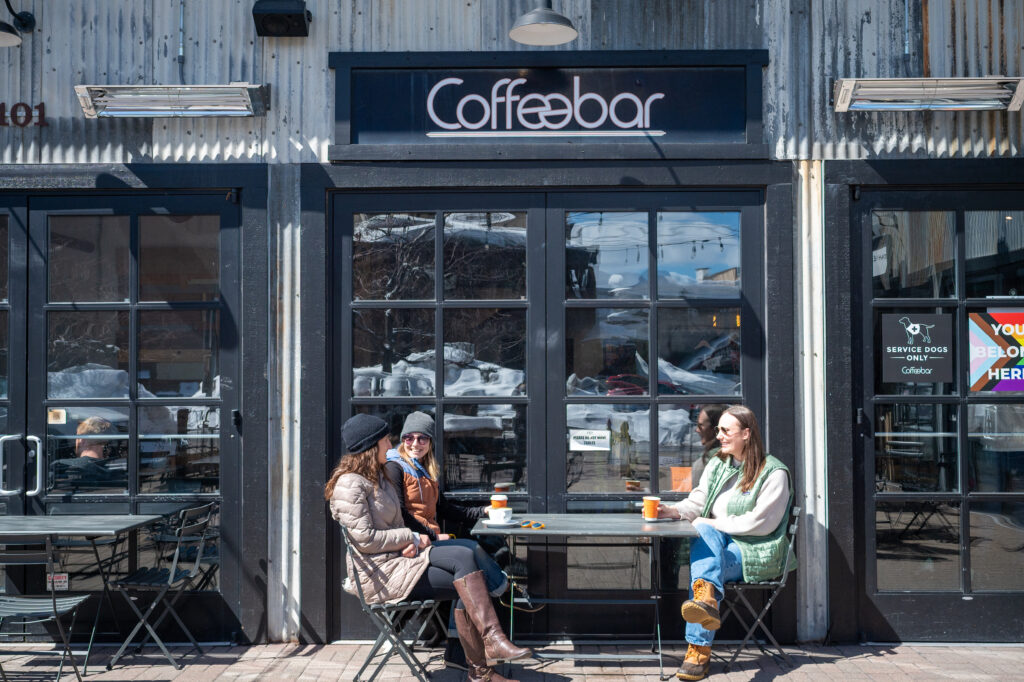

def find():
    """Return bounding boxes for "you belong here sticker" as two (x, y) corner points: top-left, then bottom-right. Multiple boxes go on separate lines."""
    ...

(970, 312), (1024, 392)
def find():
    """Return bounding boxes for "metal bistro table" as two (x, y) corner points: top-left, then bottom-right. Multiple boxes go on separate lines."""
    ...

(472, 513), (696, 677)
(0, 514), (163, 674)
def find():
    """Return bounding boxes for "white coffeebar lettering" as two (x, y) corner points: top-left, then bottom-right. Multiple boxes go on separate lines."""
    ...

(427, 76), (665, 132)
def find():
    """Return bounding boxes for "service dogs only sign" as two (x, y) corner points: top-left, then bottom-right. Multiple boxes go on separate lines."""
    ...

(881, 313), (953, 383)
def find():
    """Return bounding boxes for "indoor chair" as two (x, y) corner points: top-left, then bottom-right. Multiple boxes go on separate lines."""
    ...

(718, 505), (801, 672)
(341, 527), (448, 682)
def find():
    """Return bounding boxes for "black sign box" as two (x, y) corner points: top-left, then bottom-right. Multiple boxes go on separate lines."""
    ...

(350, 66), (746, 146)
(881, 313), (954, 383)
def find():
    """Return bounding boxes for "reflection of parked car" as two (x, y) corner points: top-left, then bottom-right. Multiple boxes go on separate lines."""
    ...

(606, 374), (684, 396)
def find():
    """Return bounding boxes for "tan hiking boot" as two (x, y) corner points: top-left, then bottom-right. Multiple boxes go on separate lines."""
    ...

(676, 643), (712, 680)
(680, 578), (721, 630)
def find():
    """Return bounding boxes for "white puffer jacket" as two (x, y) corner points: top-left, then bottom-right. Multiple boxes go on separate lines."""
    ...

(330, 472), (431, 604)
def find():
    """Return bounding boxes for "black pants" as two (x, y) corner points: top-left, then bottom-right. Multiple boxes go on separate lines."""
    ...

(405, 543), (478, 607)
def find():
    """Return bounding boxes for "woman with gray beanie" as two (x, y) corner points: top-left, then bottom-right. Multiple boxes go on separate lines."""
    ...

(327, 413), (531, 682)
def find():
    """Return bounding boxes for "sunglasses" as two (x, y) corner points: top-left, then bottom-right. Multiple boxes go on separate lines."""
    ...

(715, 425), (744, 436)
(402, 434), (431, 444)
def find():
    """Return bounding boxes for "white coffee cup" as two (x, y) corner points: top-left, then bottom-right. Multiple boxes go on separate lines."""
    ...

(487, 506), (513, 524)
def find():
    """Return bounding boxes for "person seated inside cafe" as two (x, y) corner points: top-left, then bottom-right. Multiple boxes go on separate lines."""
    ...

(657, 405), (793, 681)
(55, 416), (120, 487)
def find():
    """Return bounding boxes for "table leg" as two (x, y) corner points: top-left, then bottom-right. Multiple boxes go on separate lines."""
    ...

(85, 536), (123, 675)
(509, 535), (516, 643)
(650, 537), (663, 680)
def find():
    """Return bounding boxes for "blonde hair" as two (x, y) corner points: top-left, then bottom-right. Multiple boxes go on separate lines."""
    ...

(397, 440), (439, 480)
(77, 417), (112, 436)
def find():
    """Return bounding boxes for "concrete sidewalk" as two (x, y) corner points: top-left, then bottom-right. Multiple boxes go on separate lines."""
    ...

(0, 642), (1020, 680)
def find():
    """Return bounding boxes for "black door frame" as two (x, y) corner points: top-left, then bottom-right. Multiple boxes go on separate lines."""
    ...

(301, 160), (795, 643)
(825, 159), (1024, 643)
(0, 164), (269, 644)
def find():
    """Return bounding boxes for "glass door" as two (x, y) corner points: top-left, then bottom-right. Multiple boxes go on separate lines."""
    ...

(544, 191), (764, 636)
(859, 190), (1024, 641)
(0, 197), (28, 522)
(13, 195), (241, 639)
(332, 189), (767, 639)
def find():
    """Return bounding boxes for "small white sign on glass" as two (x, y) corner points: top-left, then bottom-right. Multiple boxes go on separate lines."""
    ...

(569, 429), (611, 451)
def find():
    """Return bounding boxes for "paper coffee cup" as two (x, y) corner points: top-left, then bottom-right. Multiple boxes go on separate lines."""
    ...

(493, 482), (513, 493)
(642, 496), (661, 520)
(490, 494), (508, 509)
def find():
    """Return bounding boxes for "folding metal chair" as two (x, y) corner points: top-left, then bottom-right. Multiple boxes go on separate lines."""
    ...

(341, 527), (447, 682)
(718, 506), (801, 672)
(0, 536), (91, 682)
(106, 502), (215, 671)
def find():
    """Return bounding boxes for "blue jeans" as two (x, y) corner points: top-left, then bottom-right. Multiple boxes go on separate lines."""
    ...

(686, 522), (743, 647)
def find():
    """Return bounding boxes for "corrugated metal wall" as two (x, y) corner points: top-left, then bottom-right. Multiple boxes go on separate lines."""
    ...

(0, 0), (1021, 163)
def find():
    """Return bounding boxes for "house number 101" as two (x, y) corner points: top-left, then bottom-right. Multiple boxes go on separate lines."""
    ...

(0, 102), (48, 127)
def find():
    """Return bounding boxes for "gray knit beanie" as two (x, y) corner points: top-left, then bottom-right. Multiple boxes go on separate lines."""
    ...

(342, 414), (389, 454)
(400, 411), (435, 440)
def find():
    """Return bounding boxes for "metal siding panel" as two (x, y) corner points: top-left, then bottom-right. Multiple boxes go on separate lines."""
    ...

(151, 0), (263, 162)
(38, 0), (152, 163)
(0, 0), (41, 163)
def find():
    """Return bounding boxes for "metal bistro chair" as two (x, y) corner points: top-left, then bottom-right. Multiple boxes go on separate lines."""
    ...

(718, 506), (801, 672)
(340, 527), (447, 682)
(106, 502), (215, 671)
(0, 535), (91, 682)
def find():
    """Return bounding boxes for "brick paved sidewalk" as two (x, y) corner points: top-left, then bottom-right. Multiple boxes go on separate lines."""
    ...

(0, 641), (1020, 680)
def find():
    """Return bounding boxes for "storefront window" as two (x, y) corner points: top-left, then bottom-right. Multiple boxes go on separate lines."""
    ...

(444, 212), (526, 300)
(48, 215), (130, 303)
(876, 500), (960, 592)
(566, 212), (647, 300)
(874, 404), (957, 493)
(352, 212), (435, 301)
(966, 211), (1024, 298)
(871, 210), (955, 299)
(868, 197), (1024, 600)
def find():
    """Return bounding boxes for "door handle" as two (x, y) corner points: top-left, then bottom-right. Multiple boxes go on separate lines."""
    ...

(25, 435), (42, 497)
(0, 434), (23, 496)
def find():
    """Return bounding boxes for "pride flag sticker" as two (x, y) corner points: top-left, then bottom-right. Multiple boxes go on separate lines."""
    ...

(969, 312), (1024, 392)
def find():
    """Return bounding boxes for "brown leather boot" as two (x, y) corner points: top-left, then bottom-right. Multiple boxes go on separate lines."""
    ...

(680, 578), (721, 630)
(675, 643), (711, 680)
(453, 570), (532, 663)
(454, 608), (517, 682)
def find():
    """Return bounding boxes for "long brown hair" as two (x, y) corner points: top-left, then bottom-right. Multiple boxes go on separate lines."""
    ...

(397, 440), (440, 480)
(323, 446), (382, 501)
(717, 404), (767, 493)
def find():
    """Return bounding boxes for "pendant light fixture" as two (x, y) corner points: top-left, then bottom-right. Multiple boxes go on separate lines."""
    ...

(509, 1), (578, 46)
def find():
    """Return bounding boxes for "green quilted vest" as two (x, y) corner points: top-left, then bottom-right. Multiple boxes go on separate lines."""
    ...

(698, 454), (795, 582)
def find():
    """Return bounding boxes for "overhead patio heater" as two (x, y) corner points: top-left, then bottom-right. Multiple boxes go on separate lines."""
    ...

(74, 83), (270, 118)
(833, 77), (1024, 112)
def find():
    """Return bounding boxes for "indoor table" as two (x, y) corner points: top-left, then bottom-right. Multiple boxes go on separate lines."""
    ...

(472, 512), (697, 678)
(0, 514), (163, 674)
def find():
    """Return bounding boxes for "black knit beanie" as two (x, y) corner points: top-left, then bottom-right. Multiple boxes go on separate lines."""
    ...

(342, 414), (389, 454)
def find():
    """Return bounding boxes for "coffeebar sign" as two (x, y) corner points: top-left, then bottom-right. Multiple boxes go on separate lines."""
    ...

(349, 66), (748, 145)
(880, 314), (953, 383)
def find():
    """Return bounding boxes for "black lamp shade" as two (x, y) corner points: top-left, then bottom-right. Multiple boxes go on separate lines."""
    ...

(252, 0), (312, 37)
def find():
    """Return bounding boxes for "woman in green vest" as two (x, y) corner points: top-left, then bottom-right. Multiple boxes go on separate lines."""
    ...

(657, 405), (793, 681)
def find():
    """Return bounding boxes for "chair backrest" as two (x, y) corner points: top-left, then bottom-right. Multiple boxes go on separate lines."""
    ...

(339, 527), (373, 608)
(0, 535), (57, 569)
(775, 505), (801, 588)
(167, 502), (215, 582)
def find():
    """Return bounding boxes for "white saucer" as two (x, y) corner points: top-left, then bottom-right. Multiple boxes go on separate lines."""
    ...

(643, 517), (668, 523)
(482, 518), (518, 527)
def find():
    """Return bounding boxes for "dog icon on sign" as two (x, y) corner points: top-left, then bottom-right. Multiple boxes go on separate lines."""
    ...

(898, 317), (935, 344)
